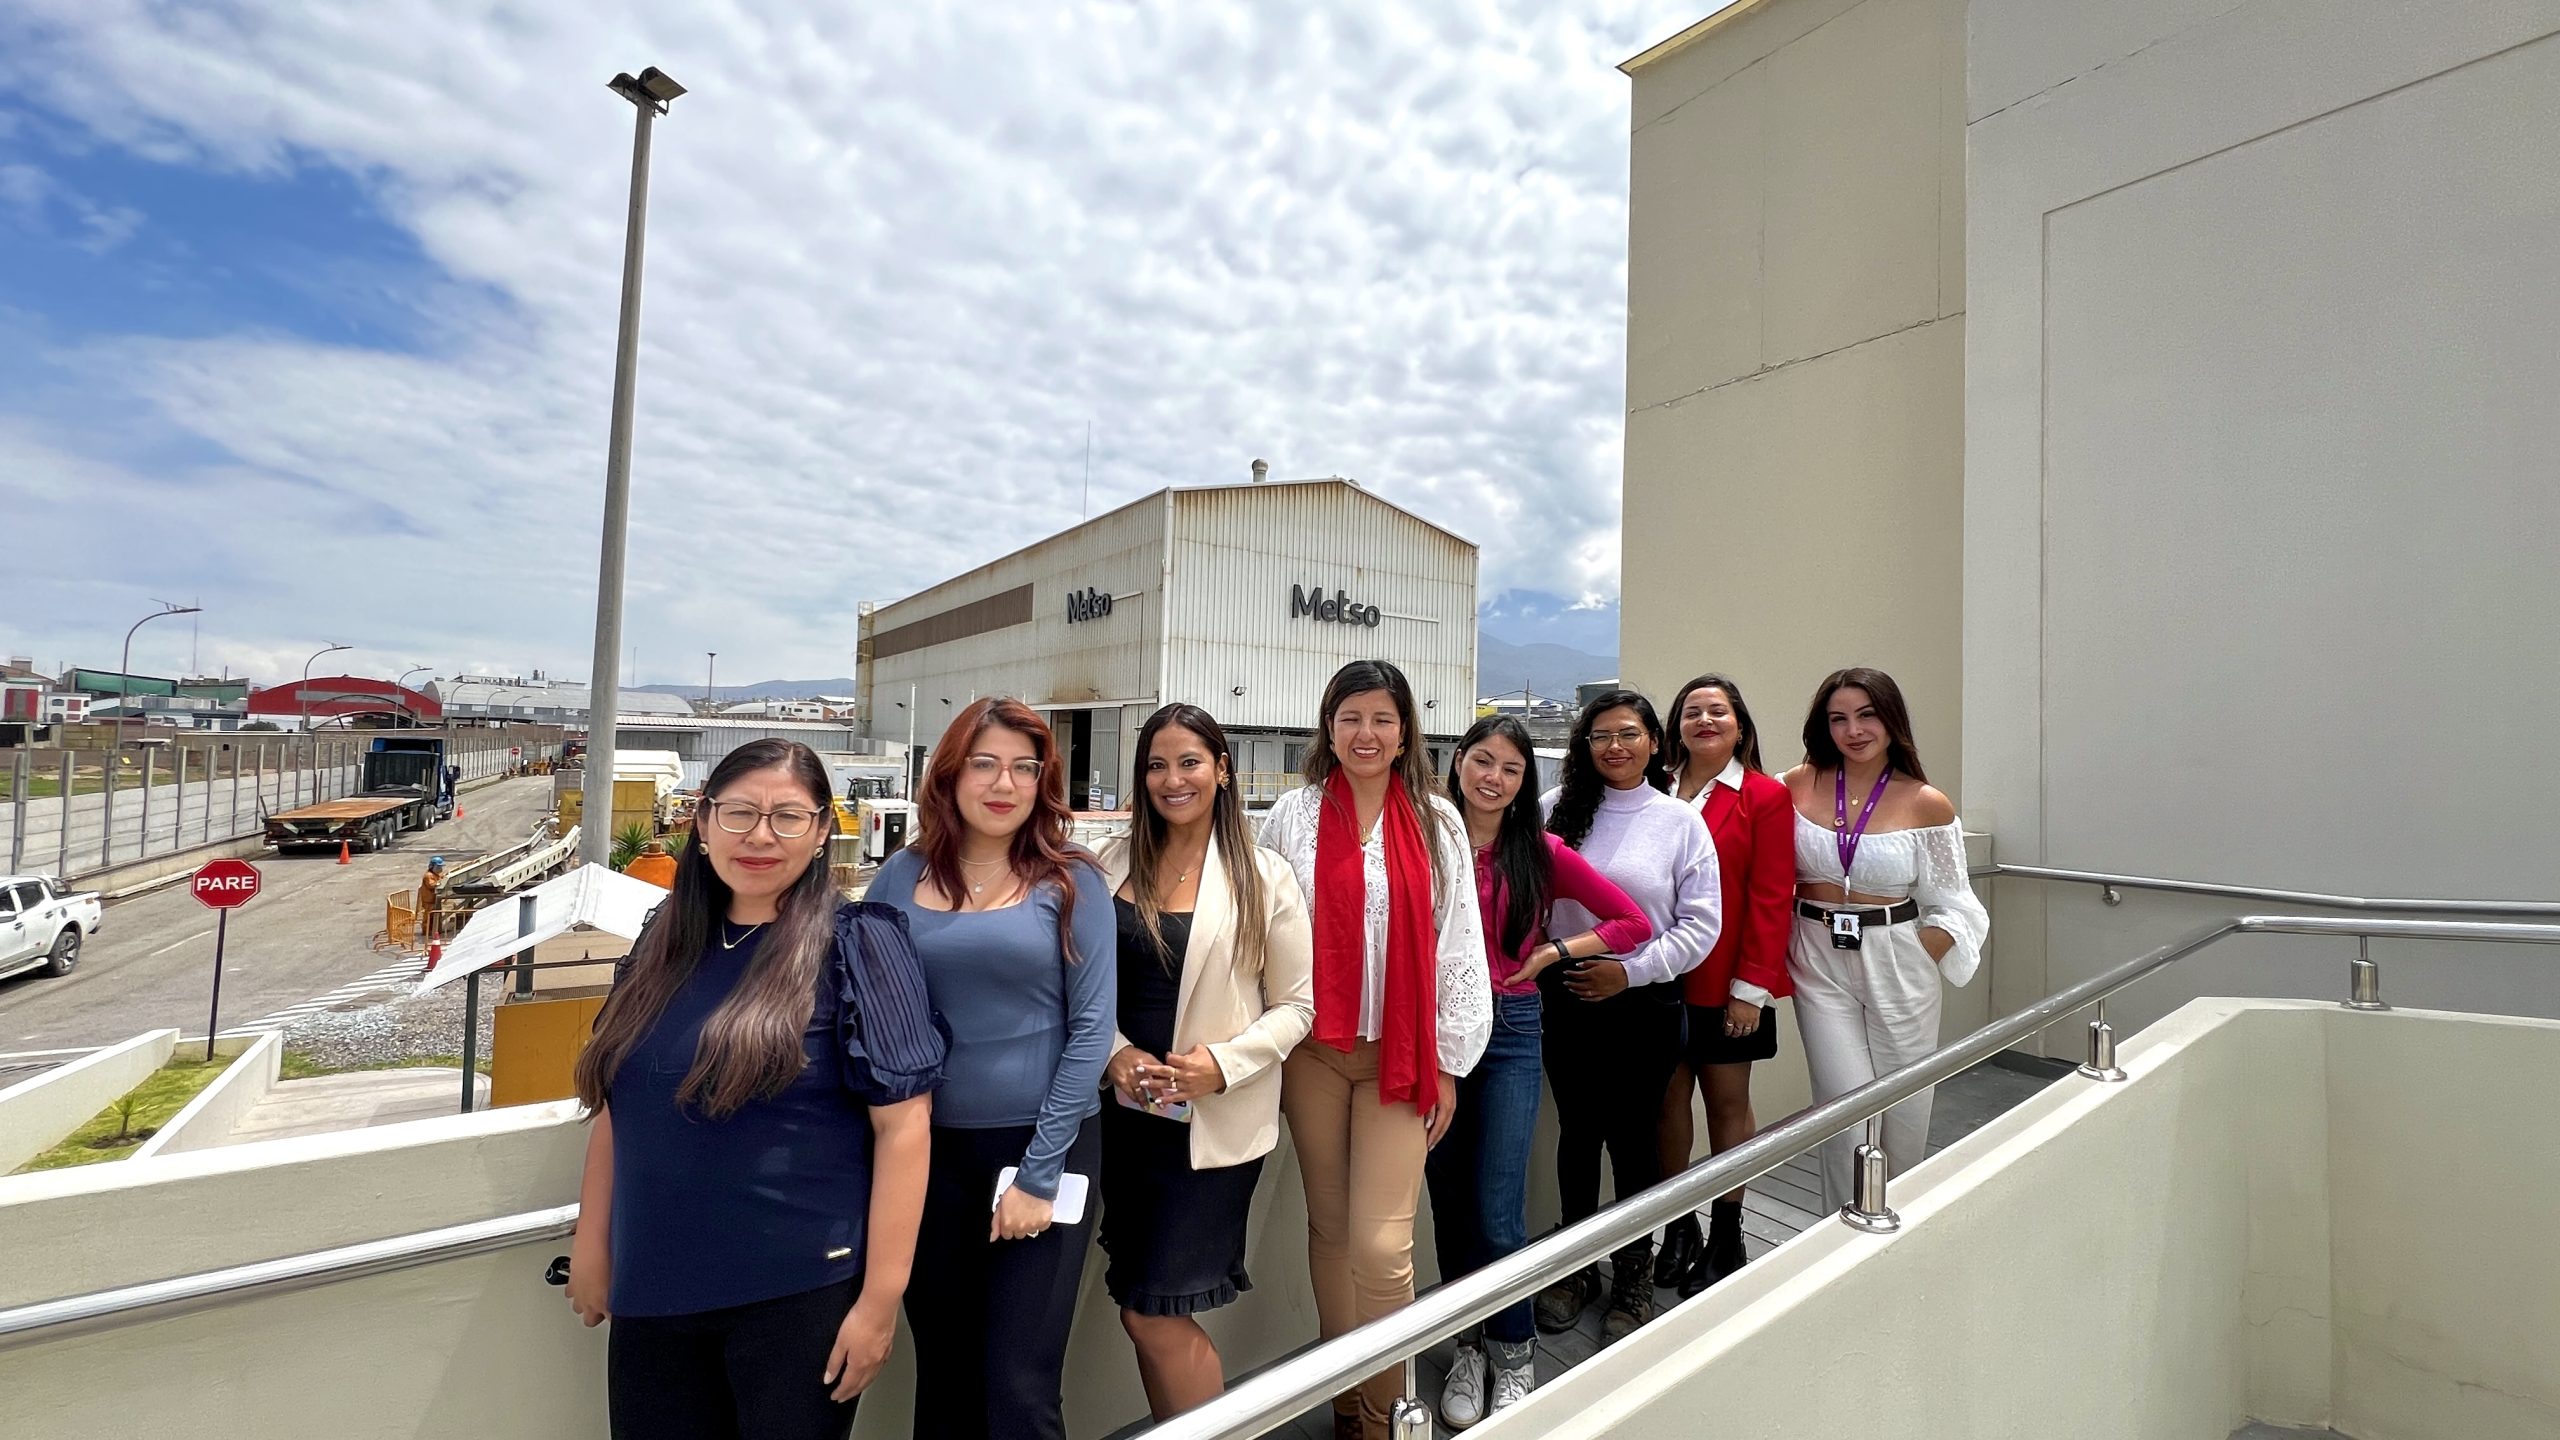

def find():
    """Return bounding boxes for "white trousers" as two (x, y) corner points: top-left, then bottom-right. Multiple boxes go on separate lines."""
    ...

(1788, 915), (1944, 1213)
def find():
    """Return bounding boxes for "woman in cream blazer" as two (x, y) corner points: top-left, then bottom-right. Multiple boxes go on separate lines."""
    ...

(1095, 704), (1314, 1422)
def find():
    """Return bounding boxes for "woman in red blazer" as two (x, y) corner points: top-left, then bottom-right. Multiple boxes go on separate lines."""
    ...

(1654, 673), (1795, 1297)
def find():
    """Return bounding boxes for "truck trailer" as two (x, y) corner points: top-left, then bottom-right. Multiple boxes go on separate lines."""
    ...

(264, 735), (459, 854)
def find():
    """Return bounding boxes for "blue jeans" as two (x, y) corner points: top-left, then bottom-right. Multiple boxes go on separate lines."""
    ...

(1425, 990), (1544, 1348)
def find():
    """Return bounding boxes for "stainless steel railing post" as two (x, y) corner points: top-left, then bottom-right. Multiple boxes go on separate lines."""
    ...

(2345, 935), (2388, 1010)
(1839, 1116), (1901, 1234)
(1389, 1356), (1432, 1438)
(2078, 999), (2129, 1081)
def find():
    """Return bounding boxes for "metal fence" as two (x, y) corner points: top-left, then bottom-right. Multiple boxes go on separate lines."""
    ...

(1, 730), (546, 882)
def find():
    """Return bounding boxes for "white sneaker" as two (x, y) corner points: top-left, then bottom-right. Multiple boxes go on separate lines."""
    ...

(1490, 1358), (1535, 1414)
(1439, 1342), (1488, 1429)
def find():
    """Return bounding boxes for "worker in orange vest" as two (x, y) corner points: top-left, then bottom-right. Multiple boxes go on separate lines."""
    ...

(625, 839), (678, 889)
(417, 857), (446, 942)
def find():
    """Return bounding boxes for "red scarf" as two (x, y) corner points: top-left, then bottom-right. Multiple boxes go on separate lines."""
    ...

(1311, 769), (1441, 1113)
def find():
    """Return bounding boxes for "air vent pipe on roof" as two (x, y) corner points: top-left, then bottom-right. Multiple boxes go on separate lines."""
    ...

(1251, 458), (1269, 484)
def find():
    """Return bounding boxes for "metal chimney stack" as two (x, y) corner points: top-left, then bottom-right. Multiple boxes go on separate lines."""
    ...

(1250, 458), (1269, 484)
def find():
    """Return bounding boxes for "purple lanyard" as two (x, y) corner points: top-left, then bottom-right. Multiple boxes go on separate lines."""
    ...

(1835, 767), (1892, 878)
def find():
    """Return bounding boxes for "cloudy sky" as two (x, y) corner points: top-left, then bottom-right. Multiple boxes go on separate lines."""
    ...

(3, 1), (1716, 688)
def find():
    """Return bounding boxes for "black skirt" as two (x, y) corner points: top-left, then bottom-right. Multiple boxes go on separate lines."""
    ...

(1098, 1102), (1262, 1316)
(1684, 1000), (1781, 1067)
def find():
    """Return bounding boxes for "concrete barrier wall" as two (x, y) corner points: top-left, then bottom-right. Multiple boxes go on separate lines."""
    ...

(132, 1032), (281, 1159)
(0, 1029), (178, 1173)
(1492, 1000), (2560, 1440)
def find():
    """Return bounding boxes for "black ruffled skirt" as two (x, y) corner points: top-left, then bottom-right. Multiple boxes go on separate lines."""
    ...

(1098, 1101), (1262, 1316)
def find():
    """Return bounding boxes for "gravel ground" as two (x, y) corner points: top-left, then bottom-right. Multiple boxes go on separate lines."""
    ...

(283, 977), (495, 1070)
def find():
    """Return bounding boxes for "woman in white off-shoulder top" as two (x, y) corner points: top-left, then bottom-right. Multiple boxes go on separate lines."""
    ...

(1780, 667), (1989, 1212)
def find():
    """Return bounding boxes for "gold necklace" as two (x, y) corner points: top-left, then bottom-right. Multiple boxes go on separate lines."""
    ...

(958, 854), (1009, 897)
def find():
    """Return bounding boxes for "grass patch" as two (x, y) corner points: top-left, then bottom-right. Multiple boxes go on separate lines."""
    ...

(11, 1057), (230, 1173)
(279, 1050), (492, 1081)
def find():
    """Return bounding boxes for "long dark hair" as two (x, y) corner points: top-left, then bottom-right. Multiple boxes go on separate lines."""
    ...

(1800, 666), (1929, 784)
(1548, 688), (1669, 849)
(914, 696), (1091, 962)
(1127, 704), (1268, 973)
(1305, 659), (1451, 907)
(1667, 672), (1764, 779)
(1448, 715), (1550, 956)
(574, 739), (842, 1118)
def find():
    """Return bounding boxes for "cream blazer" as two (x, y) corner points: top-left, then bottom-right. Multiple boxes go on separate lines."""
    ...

(1096, 834), (1315, 1170)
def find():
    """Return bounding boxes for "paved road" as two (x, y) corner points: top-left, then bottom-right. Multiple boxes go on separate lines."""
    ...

(0, 777), (561, 1053)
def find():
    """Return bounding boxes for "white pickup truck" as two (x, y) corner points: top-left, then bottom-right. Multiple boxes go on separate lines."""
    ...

(0, 874), (101, 982)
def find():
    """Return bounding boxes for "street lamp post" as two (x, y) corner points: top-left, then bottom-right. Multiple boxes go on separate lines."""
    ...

(397, 666), (432, 728)
(579, 64), (686, 869)
(115, 603), (202, 748)
(706, 651), (716, 712)
(300, 644), (353, 734)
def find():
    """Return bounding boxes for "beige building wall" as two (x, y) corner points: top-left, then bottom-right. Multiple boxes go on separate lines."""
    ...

(1620, 0), (1980, 1090)
(1964, 0), (2560, 1043)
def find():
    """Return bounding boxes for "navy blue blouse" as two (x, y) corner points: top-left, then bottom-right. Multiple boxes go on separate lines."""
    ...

(605, 902), (946, 1317)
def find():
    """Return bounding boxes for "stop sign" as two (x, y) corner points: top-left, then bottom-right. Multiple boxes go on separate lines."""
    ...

(191, 857), (263, 909)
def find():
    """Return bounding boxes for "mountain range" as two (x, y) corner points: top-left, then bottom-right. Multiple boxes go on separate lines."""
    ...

(638, 590), (1617, 708)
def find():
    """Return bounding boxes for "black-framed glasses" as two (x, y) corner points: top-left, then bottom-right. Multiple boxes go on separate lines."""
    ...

(1585, 727), (1649, 748)
(966, 754), (1044, 784)
(704, 800), (822, 839)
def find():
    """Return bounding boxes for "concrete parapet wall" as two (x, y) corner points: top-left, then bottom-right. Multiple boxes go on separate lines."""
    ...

(131, 1032), (281, 1159)
(0, 1029), (178, 1173)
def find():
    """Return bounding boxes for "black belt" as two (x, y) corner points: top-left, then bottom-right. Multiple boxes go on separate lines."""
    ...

(1798, 898), (1919, 927)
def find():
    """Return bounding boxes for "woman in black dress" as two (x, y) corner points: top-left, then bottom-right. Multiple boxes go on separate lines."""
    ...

(1095, 704), (1315, 1421)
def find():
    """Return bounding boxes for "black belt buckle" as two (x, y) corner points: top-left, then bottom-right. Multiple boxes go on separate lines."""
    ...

(1829, 909), (1863, 950)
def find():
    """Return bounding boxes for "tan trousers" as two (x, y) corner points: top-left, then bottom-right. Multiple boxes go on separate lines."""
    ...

(1282, 1039), (1428, 1434)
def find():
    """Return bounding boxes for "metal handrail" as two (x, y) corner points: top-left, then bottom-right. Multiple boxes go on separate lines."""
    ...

(1990, 863), (2560, 916)
(1150, 913), (2560, 1439)
(0, 1204), (577, 1352)
(3, 917), (2555, 1395)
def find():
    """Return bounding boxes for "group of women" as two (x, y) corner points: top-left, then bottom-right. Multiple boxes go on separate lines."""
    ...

(562, 660), (1988, 1440)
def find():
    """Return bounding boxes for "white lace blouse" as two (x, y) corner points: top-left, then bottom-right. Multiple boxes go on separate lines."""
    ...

(1257, 785), (1493, 1077)
(1792, 813), (1989, 988)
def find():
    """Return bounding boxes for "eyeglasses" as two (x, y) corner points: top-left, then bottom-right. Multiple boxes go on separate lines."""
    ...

(1585, 727), (1650, 748)
(704, 800), (823, 839)
(966, 755), (1045, 784)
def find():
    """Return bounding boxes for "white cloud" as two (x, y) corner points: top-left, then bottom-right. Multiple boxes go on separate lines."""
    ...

(0, 0), (1719, 682)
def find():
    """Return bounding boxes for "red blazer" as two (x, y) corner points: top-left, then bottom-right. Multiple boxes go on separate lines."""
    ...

(1682, 767), (1798, 1006)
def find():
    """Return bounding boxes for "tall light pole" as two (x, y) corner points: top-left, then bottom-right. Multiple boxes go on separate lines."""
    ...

(579, 64), (687, 868)
(397, 666), (432, 728)
(115, 602), (202, 747)
(705, 651), (716, 711)
(300, 644), (352, 733)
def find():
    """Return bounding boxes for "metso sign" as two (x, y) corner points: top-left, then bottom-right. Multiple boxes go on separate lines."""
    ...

(1290, 583), (1382, 629)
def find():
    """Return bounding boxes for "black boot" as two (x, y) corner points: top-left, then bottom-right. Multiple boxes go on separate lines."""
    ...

(1654, 1212), (1702, 1288)
(1681, 1199), (1750, 1298)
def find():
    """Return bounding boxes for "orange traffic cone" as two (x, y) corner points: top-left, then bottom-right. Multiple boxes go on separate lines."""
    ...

(426, 940), (443, 970)
(337, 840), (352, 864)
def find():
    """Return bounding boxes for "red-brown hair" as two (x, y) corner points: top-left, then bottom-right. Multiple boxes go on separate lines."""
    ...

(915, 697), (1093, 961)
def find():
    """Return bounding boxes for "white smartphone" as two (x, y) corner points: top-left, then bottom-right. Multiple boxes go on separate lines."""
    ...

(1114, 1087), (1194, 1123)
(992, 1166), (1089, 1227)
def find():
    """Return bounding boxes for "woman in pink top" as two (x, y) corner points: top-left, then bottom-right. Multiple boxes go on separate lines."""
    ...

(1423, 716), (1651, 1427)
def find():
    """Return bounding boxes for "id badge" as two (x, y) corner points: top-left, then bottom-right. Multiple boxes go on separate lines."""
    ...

(1830, 911), (1864, 950)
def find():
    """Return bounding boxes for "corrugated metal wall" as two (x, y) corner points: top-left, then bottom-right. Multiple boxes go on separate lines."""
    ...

(862, 496), (1169, 761)
(1166, 483), (1478, 738)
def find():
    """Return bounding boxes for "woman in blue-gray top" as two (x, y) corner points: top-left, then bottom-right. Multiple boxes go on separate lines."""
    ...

(869, 697), (1116, 1440)
(566, 738), (945, 1440)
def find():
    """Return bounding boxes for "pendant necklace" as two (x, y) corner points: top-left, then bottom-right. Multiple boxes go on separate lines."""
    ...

(719, 920), (764, 950)
(958, 854), (1009, 897)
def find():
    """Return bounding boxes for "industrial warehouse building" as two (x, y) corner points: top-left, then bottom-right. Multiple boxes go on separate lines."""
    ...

(858, 475), (1478, 806)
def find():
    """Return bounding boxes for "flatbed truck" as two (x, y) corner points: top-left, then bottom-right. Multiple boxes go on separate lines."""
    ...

(265, 735), (460, 854)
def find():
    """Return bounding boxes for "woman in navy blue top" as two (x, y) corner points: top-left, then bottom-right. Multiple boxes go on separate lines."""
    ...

(870, 698), (1115, 1440)
(567, 739), (945, 1440)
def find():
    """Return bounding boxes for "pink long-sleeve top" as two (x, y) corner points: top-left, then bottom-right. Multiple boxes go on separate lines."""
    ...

(1473, 832), (1656, 996)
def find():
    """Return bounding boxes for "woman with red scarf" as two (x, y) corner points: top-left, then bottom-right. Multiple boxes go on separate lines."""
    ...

(1259, 659), (1490, 1440)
